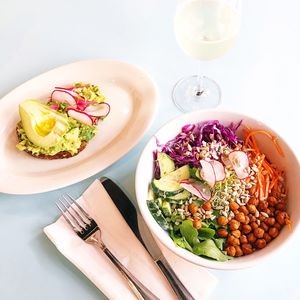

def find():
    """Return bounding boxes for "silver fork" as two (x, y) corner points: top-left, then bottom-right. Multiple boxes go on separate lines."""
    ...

(56, 194), (159, 300)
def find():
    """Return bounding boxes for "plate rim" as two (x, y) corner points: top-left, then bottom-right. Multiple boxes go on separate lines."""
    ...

(0, 59), (159, 194)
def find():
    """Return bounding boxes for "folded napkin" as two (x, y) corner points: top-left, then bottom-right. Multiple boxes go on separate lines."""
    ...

(44, 180), (218, 300)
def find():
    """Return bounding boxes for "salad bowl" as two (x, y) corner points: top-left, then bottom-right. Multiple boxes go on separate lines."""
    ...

(135, 110), (300, 269)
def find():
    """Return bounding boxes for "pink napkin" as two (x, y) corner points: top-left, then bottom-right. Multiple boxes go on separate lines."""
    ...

(44, 180), (218, 300)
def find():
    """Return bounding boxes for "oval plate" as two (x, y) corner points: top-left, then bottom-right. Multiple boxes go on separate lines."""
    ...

(0, 59), (158, 194)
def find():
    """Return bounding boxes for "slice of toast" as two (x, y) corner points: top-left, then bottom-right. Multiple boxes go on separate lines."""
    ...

(16, 127), (88, 159)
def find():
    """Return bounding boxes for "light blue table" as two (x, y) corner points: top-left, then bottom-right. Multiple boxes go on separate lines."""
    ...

(1, 1), (299, 299)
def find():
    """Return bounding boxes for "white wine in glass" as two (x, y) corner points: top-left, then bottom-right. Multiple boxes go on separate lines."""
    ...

(173, 0), (240, 111)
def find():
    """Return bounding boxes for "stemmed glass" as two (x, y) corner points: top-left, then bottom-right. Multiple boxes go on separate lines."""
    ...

(173, 0), (241, 112)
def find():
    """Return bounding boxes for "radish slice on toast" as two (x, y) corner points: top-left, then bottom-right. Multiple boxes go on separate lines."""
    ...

(210, 160), (225, 181)
(200, 160), (216, 187)
(51, 90), (77, 107)
(228, 150), (249, 179)
(84, 102), (110, 117)
(180, 180), (211, 201)
(67, 108), (93, 125)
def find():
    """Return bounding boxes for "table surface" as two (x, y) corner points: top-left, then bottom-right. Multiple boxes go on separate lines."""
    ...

(1, 0), (299, 299)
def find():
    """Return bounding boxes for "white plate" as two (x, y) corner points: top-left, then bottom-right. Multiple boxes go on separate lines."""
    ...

(0, 59), (158, 194)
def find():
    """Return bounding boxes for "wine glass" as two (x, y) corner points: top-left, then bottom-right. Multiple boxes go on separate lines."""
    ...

(173, 0), (241, 112)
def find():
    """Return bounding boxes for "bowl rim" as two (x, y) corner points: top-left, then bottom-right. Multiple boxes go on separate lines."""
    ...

(135, 108), (299, 270)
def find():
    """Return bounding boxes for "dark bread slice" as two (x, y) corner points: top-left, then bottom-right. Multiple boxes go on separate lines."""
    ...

(16, 127), (88, 160)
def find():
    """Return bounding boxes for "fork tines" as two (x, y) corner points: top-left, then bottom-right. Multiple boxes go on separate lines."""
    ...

(56, 194), (98, 239)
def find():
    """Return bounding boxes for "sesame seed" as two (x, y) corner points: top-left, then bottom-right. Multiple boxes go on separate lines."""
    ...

(261, 212), (269, 218)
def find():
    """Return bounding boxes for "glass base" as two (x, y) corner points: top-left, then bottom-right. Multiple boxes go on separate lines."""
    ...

(172, 75), (221, 112)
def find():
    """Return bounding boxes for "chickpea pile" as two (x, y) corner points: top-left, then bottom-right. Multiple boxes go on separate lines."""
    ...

(215, 194), (291, 257)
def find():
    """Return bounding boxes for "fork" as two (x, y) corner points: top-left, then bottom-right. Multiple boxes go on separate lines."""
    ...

(56, 194), (159, 300)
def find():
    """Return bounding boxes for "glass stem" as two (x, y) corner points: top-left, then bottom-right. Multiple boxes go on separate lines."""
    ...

(195, 62), (204, 96)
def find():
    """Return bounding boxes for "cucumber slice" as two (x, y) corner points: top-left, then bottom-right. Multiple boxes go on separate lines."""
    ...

(161, 200), (172, 217)
(157, 152), (175, 177)
(167, 190), (191, 201)
(164, 165), (190, 182)
(152, 178), (183, 197)
(147, 200), (169, 230)
(147, 185), (155, 200)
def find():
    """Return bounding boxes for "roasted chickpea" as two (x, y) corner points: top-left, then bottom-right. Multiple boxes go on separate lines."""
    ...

(276, 202), (286, 210)
(247, 204), (257, 214)
(231, 230), (241, 239)
(247, 233), (257, 244)
(241, 224), (252, 234)
(258, 214), (266, 222)
(269, 227), (279, 238)
(240, 235), (248, 244)
(258, 201), (268, 210)
(260, 222), (269, 232)
(217, 216), (228, 226)
(268, 196), (278, 207)
(193, 219), (202, 229)
(274, 222), (282, 230)
(241, 243), (253, 255)
(229, 219), (240, 230)
(250, 221), (259, 230)
(255, 238), (267, 249)
(276, 212), (286, 225)
(248, 197), (259, 206)
(227, 235), (240, 246)
(234, 245), (243, 257)
(217, 228), (228, 238)
(239, 206), (249, 215)
(244, 215), (250, 224)
(254, 227), (265, 238)
(263, 233), (272, 243)
(202, 201), (212, 211)
(265, 217), (276, 226)
(189, 203), (198, 215)
(226, 246), (236, 257)
(249, 215), (256, 223)
(230, 201), (240, 211)
(235, 212), (246, 223)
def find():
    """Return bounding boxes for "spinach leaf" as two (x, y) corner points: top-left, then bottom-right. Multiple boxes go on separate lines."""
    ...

(213, 238), (226, 251)
(170, 230), (193, 252)
(193, 239), (232, 262)
(179, 220), (199, 246)
(198, 228), (215, 240)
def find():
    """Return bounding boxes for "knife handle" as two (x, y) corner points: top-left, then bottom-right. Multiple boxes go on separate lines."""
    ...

(156, 257), (195, 300)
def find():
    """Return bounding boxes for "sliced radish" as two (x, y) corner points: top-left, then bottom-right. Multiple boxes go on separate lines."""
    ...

(180, 180), (211, 201)
(200, 160), (216, 187)
(221, 155), (232, 168)
(51, 90), (77, 107)
(67, 108), (93, 125)
(84, 102), (110, 117)
(228, 150), (249, 179)
(210, 160), (225, 182)
(55, 86), (74, 91)
(49, 104), (59, 110)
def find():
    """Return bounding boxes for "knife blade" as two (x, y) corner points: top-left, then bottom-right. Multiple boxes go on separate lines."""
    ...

(100, 177), (195, 300)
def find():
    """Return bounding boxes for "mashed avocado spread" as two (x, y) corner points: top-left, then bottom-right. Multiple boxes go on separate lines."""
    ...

(16, 82), (103, 156)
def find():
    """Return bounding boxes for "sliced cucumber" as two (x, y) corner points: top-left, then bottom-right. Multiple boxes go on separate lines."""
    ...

(147, 200), (169, 230)
(164, 165), (190, 182)
(157, 152), (175, 177)
(167, 190), (191, 201)
(152, 178), (183, 197)
(161, 200), (172, 217)
(147, 185), (155, 200)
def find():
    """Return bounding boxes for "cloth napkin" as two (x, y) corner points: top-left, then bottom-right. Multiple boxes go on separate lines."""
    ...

(44, 180), (218, 300)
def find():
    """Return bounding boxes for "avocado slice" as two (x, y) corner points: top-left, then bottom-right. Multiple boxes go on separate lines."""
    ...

(19, 100), (69, 148)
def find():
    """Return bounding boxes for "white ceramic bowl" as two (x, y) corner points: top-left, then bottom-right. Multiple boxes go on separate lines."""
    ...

(135, 110), (300, 269)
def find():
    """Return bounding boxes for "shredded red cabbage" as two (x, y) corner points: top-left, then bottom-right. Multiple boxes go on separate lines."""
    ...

(155, 120), (243, 169)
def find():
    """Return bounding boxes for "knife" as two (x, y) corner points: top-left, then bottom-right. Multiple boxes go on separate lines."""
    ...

(100, 177), (195, 300)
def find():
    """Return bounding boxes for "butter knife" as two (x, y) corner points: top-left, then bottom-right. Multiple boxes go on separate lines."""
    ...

(100, 177), (195, 300)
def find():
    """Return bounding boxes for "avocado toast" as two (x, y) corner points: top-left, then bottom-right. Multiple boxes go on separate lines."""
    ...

(16, 83), (110, 159)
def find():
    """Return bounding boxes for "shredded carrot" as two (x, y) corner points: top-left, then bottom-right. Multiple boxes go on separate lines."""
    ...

(244, 130), (284, 157)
